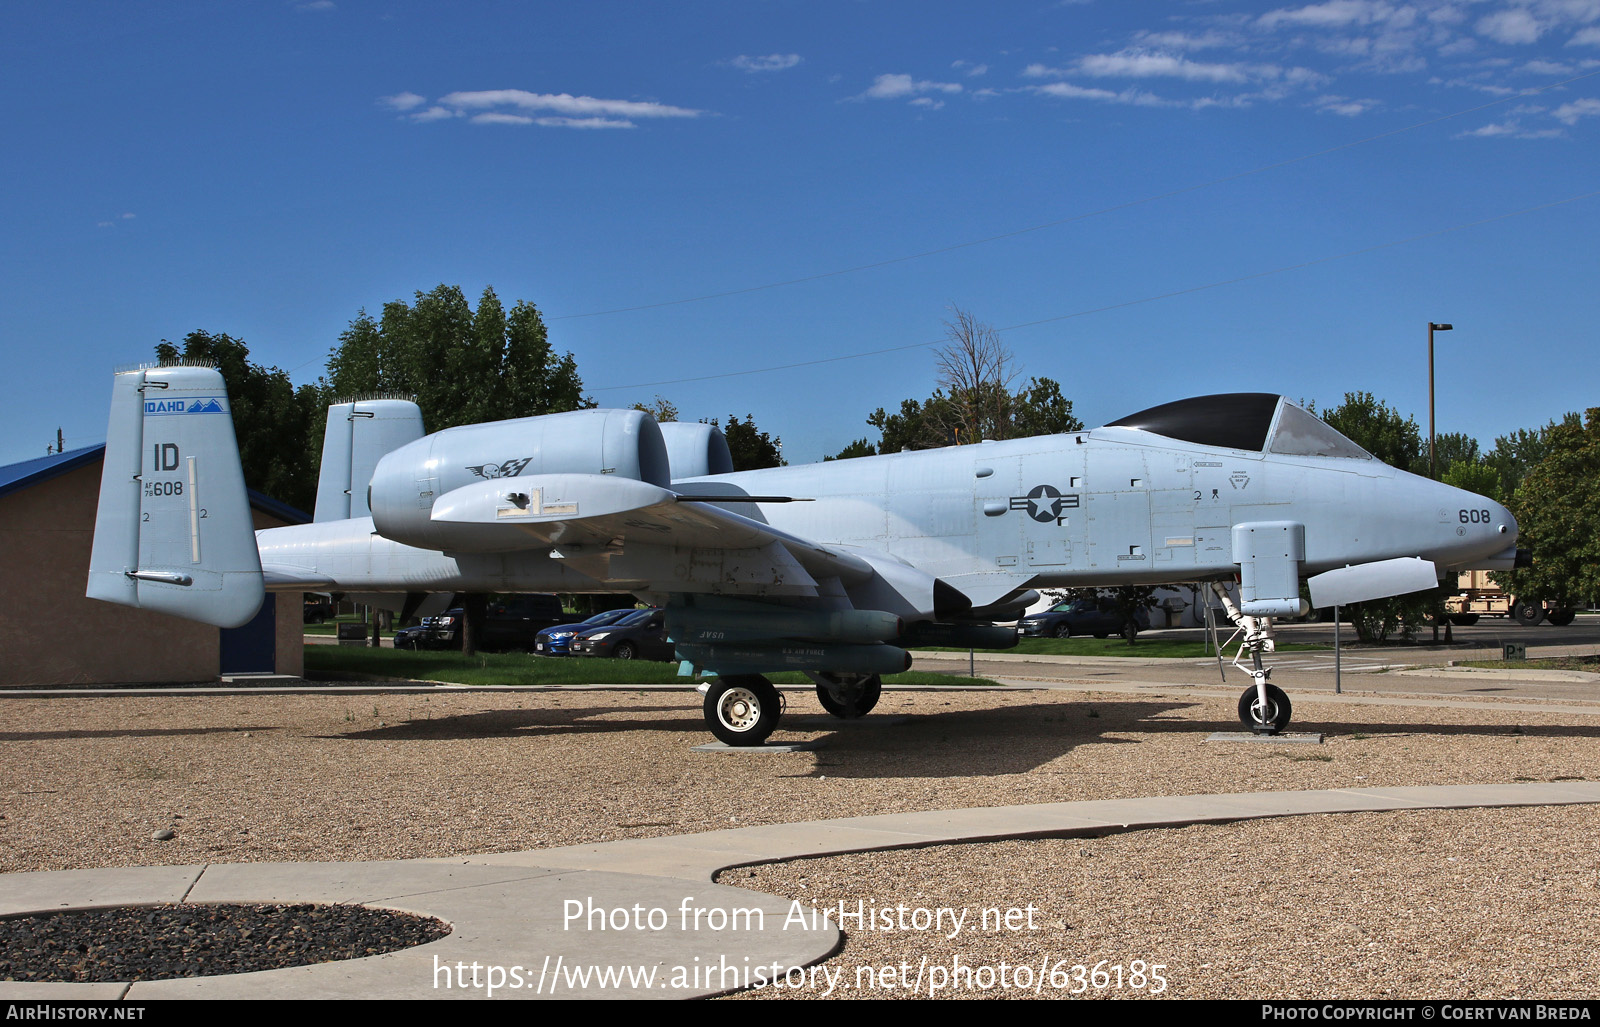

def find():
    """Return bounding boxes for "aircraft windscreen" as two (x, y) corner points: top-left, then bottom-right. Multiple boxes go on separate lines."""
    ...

(1106, 393), (1281, 451)
(1266, 403), (1374, 460)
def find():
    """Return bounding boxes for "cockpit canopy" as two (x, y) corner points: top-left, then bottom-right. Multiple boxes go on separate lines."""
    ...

(1107, 394), (1374, 460)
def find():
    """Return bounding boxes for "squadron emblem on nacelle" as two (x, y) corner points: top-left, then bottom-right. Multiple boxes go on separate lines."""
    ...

(466, 458), (533, 480)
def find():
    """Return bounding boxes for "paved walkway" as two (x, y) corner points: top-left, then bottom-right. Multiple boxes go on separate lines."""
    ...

(4, 781), (1600, 1000)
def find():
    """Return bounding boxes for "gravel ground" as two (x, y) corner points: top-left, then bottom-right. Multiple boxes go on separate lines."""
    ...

(727, 806), (1600, 1000)
(2, 685), (1597, 871)
(0, 904), (450, 983)
(2, 683), (1597, 997)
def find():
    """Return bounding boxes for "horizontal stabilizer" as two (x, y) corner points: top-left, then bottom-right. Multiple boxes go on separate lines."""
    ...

(1307, 557), (1439, 608)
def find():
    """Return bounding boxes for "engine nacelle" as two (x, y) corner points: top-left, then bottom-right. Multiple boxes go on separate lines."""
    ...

(658, 421), (733, 480)
(369, 408), (669, 549)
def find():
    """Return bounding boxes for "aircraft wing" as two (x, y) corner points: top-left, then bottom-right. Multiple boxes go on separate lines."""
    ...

(425, 473), (879, 600)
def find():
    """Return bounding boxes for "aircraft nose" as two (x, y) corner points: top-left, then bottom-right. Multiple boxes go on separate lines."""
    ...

(1493, 500), (1518, 543)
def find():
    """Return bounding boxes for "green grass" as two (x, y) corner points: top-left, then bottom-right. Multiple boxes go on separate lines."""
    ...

(301, 616), (367, 637)
(304, 645), (1001, 687)
(914, 637), (1329, 659)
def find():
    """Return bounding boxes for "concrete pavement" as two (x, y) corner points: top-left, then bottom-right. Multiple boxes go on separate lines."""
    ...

(5, 781), (1600, 1000)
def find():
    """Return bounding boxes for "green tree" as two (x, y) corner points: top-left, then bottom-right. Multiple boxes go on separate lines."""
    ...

(1441, 460), (1503, 503)
(1317, 392), (1421, 472)
(1429, 431), (1481, 480)
(632, 396), (679, 423)
(825, 438), (877, 462)
(155, 330), (324, 513)
(325, 285), (586, 431)
(928, 307), (1083, 445)
(712, 414), (784, 470)
(1485, 414), (1582, 499)
(1010, 376), (1084, 438)
(1494, 409), (1600, 608)
(866, 394), (959, 453)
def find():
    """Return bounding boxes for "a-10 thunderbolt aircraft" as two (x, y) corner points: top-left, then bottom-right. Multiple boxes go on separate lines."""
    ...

(88, 364), (1520, 745)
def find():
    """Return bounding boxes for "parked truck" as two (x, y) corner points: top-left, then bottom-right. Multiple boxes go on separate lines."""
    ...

(1444, 570), (1576, 626)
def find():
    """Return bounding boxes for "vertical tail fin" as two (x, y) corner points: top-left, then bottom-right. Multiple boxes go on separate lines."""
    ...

(86, 365), (264, 628)
(313, 398), (424, 521)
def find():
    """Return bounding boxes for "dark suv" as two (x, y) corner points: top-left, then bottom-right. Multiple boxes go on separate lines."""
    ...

(406, 595), (569, 651)
(1019, 599), (1150, 640)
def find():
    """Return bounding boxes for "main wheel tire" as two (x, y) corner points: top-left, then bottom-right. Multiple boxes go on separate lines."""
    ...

(1449, 614), (1480, 626)
(1052, 623), (1072, 638)
(704, 676), (780, 746)
(613, 641), (637, 660)
(1238, 684), (1292, 734)
(1512, 600), (1546, 626)
(815, 675), (883, 719)
(1546, 608), (1577, 627)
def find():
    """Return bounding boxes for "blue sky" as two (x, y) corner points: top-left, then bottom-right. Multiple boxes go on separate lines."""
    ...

(3, 0), (1598, 470)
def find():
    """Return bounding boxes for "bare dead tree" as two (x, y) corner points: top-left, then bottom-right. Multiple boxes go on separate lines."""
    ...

(935, 306), (1018, 443)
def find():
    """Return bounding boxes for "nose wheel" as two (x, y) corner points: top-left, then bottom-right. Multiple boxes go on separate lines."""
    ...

(1238, 682), (1292, 734)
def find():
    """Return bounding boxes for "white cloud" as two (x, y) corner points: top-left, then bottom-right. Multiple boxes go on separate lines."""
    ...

(1077, 50), (1254, 82)
(438, 89), (702, 119)
(1257, 1), (1416, 31)
(1553, 95), (1600, 121)
(1029, 81), (1180, 107)
(380, 92), (426, 111)
(1521, 57), (1576, 72)
(386, 89), (706, 128)
(860, 73), (963, 100)
(294, 0), (335, 10)
(1456, 117), (1564, 137)
(1478, 8), (1545, 44)
(1315, 94), (1382, 114)
(1035, 48), (1328, 91)
(534, 116), (635, 129)
(730, 53), (801, 73)
(952, 59), (989, 76)
(1570, 25), (1600, 43)
(1132, 29), (1238, 51)
(1459, 119), (1522, 135)
(909, 97), (945, 109)
(469, 112), (535, 126)
(1030, 81), (1121, 102)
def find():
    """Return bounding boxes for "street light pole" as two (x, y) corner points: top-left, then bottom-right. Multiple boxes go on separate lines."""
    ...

(1428, 322), (1453, 479)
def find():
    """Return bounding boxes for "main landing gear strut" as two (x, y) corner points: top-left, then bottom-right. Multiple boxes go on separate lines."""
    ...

(1209, 582), (1293, 735)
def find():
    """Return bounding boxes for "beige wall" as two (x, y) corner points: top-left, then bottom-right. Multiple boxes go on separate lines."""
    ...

(0, 460), (302, 686)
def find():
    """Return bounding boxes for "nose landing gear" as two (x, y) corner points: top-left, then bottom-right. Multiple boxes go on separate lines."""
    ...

(1209, 582), (1294, 735)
